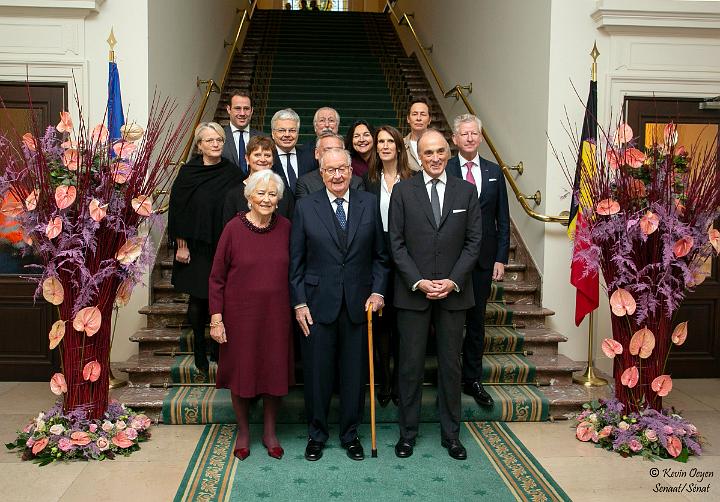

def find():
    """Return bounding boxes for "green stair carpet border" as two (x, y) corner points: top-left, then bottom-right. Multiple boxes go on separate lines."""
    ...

(174, 422), (569, 502)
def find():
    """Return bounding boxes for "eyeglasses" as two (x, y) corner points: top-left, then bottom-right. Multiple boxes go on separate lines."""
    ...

(322, 166), (350, 176)
(202, 138), (225, 144)
(274, 128), (298, 135)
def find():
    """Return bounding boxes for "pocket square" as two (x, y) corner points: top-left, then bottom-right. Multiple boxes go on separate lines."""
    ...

(489, 178), (498, 182)
(452, 209), (467, 214)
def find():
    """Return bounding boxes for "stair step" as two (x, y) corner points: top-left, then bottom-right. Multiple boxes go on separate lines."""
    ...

(139, 302), (187, 328)
(505, 304), (554, 328)
(497, 281), (537, 305)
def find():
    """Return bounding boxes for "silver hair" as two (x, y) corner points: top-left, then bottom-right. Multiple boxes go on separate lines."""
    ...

(193, 122), (225, 153)
(319, 148), (352, 169)
(452, 114), (483, 134)
(244, 170), (285, 206)
(271, 108), (300, 130)
(315, 131), (344, 149)
(313, 107), (340, 127)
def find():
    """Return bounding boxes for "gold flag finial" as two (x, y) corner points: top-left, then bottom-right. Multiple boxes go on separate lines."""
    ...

(107, 28), (117, 62)
(590, 42), (600, 82)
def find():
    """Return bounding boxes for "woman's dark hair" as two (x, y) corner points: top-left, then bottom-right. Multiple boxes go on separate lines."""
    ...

(344, 120), (375, 159)
(367, 125), (412, 184)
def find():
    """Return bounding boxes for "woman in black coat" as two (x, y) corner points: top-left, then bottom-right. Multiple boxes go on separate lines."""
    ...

(362, 125), (414, 406)
(168, 122), (244, 374)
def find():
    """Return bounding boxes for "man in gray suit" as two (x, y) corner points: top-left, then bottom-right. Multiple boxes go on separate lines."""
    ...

(221, 89), (262, 173)
(389, 129), (482, 461)
(295, 132), (364, 199)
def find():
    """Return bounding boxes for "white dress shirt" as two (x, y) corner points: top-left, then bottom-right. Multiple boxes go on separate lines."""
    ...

(276, 146), (298, 181)
(422, 170), (447, 212)
(409, 139), (419, 164)
(459, 153), (482, 198)
(326, 188), (349, 220)
(379, 171), (398, 232)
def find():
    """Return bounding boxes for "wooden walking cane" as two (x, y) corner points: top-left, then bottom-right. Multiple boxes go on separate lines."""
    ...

(367, 306), (378, 458)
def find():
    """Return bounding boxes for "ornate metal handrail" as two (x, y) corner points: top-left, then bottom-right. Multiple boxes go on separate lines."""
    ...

(385, 1), (568, 225)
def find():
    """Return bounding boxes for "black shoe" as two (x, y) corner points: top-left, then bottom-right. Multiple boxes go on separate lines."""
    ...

(441, 438), (467, 460)
(463, 380), (494, 407)
(304, 439), (324, 461)
(342, 438), (365, 461)
(394, 438), (414, 458)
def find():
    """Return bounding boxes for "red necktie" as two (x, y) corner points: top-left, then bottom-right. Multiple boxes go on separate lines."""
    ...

(465, 161), (476, 185)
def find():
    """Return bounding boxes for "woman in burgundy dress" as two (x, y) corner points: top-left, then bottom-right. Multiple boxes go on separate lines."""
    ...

(208, 169), (292, 461)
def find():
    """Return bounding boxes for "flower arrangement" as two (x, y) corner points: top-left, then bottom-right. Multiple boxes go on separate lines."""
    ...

(0, 92), (193, 424)
(5, 400), (152, 465)
(575, 398), (702, 461)
(568, 121), (720, 412)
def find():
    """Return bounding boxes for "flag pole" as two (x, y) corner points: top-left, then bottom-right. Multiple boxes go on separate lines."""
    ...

(573, 42), (607, 387)
(106, 27), (127, 390)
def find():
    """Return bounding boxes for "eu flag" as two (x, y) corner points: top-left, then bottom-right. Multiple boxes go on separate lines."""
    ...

(108, 61), (124, 142)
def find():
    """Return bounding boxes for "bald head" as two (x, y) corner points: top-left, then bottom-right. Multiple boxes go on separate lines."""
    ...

(418, 129), (450, 178)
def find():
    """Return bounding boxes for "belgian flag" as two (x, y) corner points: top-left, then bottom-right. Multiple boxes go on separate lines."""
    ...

(568, 80), (599, 326)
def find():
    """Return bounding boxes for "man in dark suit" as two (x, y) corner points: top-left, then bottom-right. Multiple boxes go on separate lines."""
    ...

(389, 129), (482, 461)
(447, 114), (510, 408)
(270, 108), (316, 205)
(290, 148), (388, 462)
(221, 90), (262, 173)
(295, 132), (364, 198)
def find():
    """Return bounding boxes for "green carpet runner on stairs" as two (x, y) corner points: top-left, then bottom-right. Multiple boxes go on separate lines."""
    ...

(162, 284), (549, 424)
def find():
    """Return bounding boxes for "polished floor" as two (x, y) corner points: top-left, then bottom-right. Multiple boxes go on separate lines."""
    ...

(1, 379), (718, 502)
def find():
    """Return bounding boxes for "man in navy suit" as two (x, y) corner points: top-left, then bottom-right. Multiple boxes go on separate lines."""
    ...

(270, 108), (316, 206)
(447, 114), (510, 408)
(290, 148), (388, 462)
(221, 90), (262, 173)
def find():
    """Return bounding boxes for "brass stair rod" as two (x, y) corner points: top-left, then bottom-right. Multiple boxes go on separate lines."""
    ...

(484, 381), (540, 387)
(485, 350), (533, 356)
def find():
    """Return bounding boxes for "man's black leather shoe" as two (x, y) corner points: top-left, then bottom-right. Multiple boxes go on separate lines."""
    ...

(304, 439), (324, 461)
(394, 438), (414, 458)
(342, 438), (365, 461)
(441, 438), (467, 460)
(463, 380), (494, 407)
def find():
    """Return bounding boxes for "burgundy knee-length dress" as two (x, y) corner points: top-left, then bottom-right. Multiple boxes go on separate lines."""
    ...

(208, 212), (293, 397)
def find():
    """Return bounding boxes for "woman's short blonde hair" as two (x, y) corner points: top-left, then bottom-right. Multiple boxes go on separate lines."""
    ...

(193, 122), (225, 153)
(244, 170), (285, 206)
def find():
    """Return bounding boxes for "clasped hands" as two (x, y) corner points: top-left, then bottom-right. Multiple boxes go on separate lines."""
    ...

(417, 279), (455, 300)
(295, 293), (384, 338)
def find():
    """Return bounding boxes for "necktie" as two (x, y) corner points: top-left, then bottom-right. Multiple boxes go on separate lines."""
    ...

(334, 198), (347, 230)
(237, 130), (247, 173)
(430, 178), (441, 227)
(465, 161), (476, 185)
(285, 153), (297, 192)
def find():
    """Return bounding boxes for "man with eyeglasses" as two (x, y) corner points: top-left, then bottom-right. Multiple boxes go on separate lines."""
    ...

(295, 132), (365, 199)
(290, 148), (388, 463)
(299, 107), (341, 161)
(447, 114), (510, 409)
(222, 89), (262, 173)
(271, 108), (316, 205)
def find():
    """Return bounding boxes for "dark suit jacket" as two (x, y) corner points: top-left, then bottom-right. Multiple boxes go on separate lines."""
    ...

(221, 125), (262, 169)
(446, 155), (510, 269)
(296, 169), (365, 199)
(272, 147), (316, 193)
(388, 172), (482, 311)
(290, 189), (389, 325)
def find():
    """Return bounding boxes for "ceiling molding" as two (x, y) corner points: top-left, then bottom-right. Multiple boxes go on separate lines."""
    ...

(0, 0), (105, 18)
(593, 0), (720, 33)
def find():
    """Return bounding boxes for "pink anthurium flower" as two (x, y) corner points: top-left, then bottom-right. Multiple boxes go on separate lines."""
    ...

(72, 306), (102, 337)
(628, 179), (646, 198)
(54, 185), (77, 210)
(606, 147), (622, 170)
(666, 436), (682, 458)
(1, 198), (24, 217)
(113, 141), (137, 158)
(601, 338), (623, 358)
(613, 123), (633, 145)
(56, 111), (73, 133)
(42, 276), (64, 305)
(88, 199), (108, 222)
(60, 140), (78, 150)
(596, 199), (620, 216)
(70, 431), (91, 446)
(82, 360), (101, 382)
(112, 430), (134, 448)
(31, 437), (49, 455)
(62, 149), (78, 171)
(116, 279), (134, 307)
(45, 217), (62, 239)
(22, 133), (37, 151)
(112, 162), (132, 184)
(671, 321), (688, 346)
(709, 228), (720, 255)
(674, 198), (686, 216)
(623, 148), (646, 168)
(116, 237), (143, 265)
(629, 327), (655, 359)
(673, 236), (694, 258)
(609, 288), (636, 317)
(651, 375), (673, 397)
(50, 372), (67, 395)
(48, 320), (65, 350)
(620, 366), (639, 388)
(639, 211), (660, 235)
(25, 190), (38, 211)
(91, 124), (109, 144)
(131, 195), (153, 217)
(576, 421), (594, 442)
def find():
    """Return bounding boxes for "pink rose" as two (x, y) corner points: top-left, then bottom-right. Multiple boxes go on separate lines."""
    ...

(598, 425), (613, 439)
(26, 438), (35, 448)
(115, 420), (126, 431)
(49, 424), (65, 435)
(576, 421), (594, 442)
(89, 423), (98, 433)
(95, 437), (110, 451)
(618, 421), (630, 431)
(102, 421), (114, 432)
(629, 439), (643, 452)
(135, 414), (152, 430)
(675, 428), (686, 437)
(58, 437), (74, 452)
(591, 432), (599, 443)
(125, 428), (138, 440)
(663, 425), (674, 435)
(23, 422), (34, 433)
(687, 424), (697, 435)
(645, 429), (658, 442)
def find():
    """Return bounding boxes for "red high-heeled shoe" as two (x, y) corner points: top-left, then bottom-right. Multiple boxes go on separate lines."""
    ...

(233, 447), (250, 461)
(262, 441), (284, 459)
